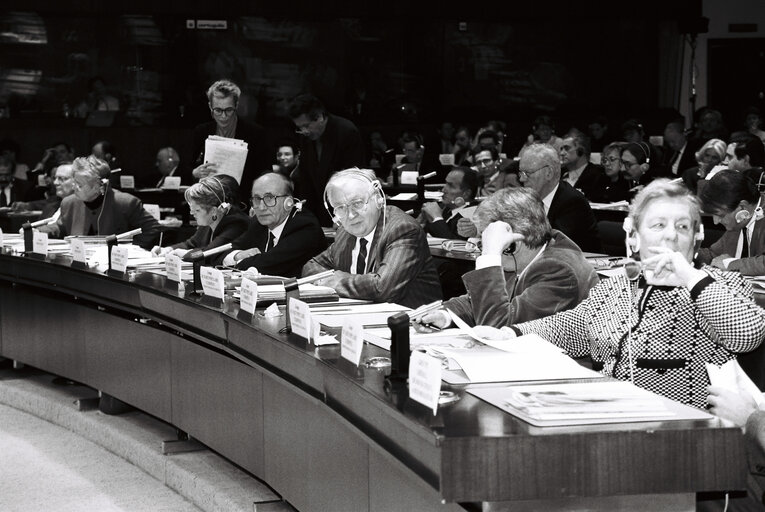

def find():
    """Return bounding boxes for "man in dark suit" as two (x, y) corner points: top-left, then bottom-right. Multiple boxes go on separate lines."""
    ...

(218, 173), (326, 278)
(418, 187), (599, 328)
(303, 168), (441, 308)
(288, 94), (364, 227)
(663, 120), (701, 177)
(187, 80), (269, 198)
(559, 131), (604, 200)
(419, 166), (478, 240)
(0, 157), (33, 207)
(519, 143), (600, 252)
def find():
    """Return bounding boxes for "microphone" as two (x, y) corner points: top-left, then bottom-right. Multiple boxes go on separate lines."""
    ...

(30, 216), (57, 228)
(418, 171), (437, 180)
(297, 269), (333, 286)
(202, 242), (232, 259)
(116, 227), (142, 240)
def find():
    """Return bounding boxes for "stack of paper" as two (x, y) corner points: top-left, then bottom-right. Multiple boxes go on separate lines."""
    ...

(311, 303), (410, 328)
(746, 276), (765, 295)
(204, 136), (249, 184)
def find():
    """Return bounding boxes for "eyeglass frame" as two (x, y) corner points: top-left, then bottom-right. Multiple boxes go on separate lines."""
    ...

(331, 192), (374, 219)
(518, 164), (550, 180)
(210, 106), (236, 117)
(251, 193), (289, 208)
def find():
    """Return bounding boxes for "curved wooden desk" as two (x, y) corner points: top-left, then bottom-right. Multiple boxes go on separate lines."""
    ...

(0, 253), (747, 512)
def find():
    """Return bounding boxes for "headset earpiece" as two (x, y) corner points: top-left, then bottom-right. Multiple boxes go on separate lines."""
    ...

(695, 224), (705, 243)
(283, 196), (294, 211)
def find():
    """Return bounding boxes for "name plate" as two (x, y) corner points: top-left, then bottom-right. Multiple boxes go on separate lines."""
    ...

(288, 297), (311, 340)
(110, 245), (129, 273)
(340, 317), (365, 366)
(144, 203), (161, 220)
(37, 174), (47, 187)
(32, 231), (48, 255)
(200, 266), (224, 299)
(165, 253), (182, 282)
(70, 238), (86, 263)
(162, 176), (181, 190)
(0, 227), (3, 246)
(239, 277), (258, 315)
(438, 153), (455, 166)
(400, 170), (419, 185)
(120, 175), (135, 189)
(408, 350), (442, 415)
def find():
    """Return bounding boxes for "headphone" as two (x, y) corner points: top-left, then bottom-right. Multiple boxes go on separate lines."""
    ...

(622, 216), (704, 257)
(734, 204), (764, 224)
(323, 168), (385, 225)
(636, 142), (651, 165)
(201, 177), (230, 220)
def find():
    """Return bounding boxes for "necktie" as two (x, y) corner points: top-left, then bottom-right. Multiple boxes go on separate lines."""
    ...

(0, 187), (6, 207)
(356, 238), (368, 275)
(266, 231), (275, 252)
(561, 170), (569, 182)
(741, 229), (750, 258)
(670, 151), (680, 174)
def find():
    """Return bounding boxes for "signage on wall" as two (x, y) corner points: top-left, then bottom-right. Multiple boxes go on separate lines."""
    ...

(186, 20), (228, 30)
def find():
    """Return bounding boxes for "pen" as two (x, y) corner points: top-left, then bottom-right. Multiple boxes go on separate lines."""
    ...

(158, 231), (164, 248)
(421, 322), (442, 331)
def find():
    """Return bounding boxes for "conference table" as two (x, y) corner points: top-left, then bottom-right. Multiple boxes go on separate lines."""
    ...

(0, 250), (749, 512)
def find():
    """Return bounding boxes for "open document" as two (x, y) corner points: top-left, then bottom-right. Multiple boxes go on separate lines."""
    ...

(204, 135), (248, 184)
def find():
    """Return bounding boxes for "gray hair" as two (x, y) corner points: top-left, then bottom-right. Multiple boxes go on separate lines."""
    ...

(206, 79), (241, 105)
(628, 179), (702, 233)
(184, 176), (229, 209)
(474, 187), (552, 248)
(521, 143), (561, 180)
(72, 156), (109, 186)
(694, 138), (727, 163)
(325, 167), (379, 199)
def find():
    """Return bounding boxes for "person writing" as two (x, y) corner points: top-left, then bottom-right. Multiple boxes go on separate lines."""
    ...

(474, 180), (765, 410)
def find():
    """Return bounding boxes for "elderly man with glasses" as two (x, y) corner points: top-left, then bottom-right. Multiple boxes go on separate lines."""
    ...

(303, 168), (441, 308)
(187, 79), (268, 199)
(216, 172), (326, 278)
(518, 143), (600, 252)
(287, 94), (364, 227)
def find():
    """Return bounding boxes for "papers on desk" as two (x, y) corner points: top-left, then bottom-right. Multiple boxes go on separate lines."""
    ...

(364, 327), (475, 351)
(589, 201), (629, 210)
(312, 303), (410, 328)
(469, 381), (713, 426)
(388, 192), (418, 201)
(204, 135), (248, 184)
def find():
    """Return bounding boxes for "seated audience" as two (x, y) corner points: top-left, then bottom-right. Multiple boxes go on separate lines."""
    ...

(725, 133), (765, 173)
(419, 187), (599, 328)
(518, 143), (600, 252)
(521, 115), (563, 154)
(30, 142), (75, 177)
(620, 141), (666, 195)
(0, 155), (33, 206)
(152, 176), (248, 258)
(681, 138), (726, 194)
(12, 163), (74, 218)
(692, 107), (728, 144)
(275, 142), (300, 179)
(368, 130), (394, 178)
(218, 173), (325, 277)
(480, 180), (765, 410)
(91, 140), (119, 170)
(745, 106), (765, 144)
(698, 170), (765, 275)
(303, 168), (441, 308)
(419, 166), (478, 240)
(662, 120), (700, 176)
(473, 146), (518, 196)
(40, 156), (160, 249)
(559, 129), (603, 199)
(589, 142), (630, 203)
(621, 119), (646, 144)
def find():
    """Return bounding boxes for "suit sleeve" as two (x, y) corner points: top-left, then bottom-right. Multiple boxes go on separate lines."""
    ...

(696, 231), (730, 265)
(126, 198), (161, 249)
(302, 241), (338, 276)
(239, 217), (326, 277)
(426, 218), (459, 239)
(207, 215), (249, 251)
(329, 222), (430, 304)
(727, 255), (765, 276)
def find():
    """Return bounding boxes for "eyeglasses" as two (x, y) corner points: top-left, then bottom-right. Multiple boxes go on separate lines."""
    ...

(332, 194), (372, 219)
(518, 164), (550, 179)
(211, 107), (236, 116)
(603, 156), (620, 165)
(476, 158), (494, 167)
(620, 159), (639, 167)
(251, 194), (289, 207)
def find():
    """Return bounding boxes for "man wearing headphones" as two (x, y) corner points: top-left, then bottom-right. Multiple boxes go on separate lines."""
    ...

(418, 187), (598, 328)
(559, 130), (603, 200)
(303, 168), (441, 309)
(217, 172), (326, 278)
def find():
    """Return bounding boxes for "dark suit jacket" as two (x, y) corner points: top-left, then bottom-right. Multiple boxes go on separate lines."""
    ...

(588, 174), (631, 204)
(568, 162), (605, 200)
(1, 179), (34, 205)
(217, 207), (327, 278)
(445, 230), (599, 326)
(426, 212), (463, 239)
(171, 208), (249, 253)
(47, 188), (160, 249)
(292, 114), (364, 226)
(548, 181), (601, 253)
(303, 206), (442, 308)
(664, 140), (702, 177)
(187, 119), (269, 199)
(697, 215), (765, 276)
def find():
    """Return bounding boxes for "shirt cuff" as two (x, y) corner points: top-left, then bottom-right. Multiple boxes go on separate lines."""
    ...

(476, 254), (502, 270)
(430, 216), (444, 223)
(689, 274), (715, 301)
(223, 250), (240, 267)
(722, 257), (736, 269)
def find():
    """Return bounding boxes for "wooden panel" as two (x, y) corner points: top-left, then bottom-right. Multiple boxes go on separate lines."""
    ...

(171, 338), (265, 476)
(0, 286), (86, 382)
(83, 313), (172, 421)
(263, 373), (369, 512)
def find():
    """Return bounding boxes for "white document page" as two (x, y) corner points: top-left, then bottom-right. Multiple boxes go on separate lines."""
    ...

(204, 135), (248, 184)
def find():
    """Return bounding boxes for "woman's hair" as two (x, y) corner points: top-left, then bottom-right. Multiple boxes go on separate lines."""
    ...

(72, 156), (110, 185)
(184, 176), (233, 209)
(602, 141), (625, 157)
(206, 79), (241, 105)
(628, 179), (702, 233)
(700, 169), (760, 214)
(694, 138), (727, 164)
(474, 187), (552, 248)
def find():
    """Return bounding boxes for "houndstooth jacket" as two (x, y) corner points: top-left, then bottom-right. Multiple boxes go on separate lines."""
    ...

(514, 266), (765, 409)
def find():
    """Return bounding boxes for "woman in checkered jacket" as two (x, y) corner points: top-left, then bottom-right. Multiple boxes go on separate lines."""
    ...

(481, 179), (765, 410)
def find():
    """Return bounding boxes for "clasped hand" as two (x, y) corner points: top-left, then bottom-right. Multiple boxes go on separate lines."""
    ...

(641, 247), (706, 287)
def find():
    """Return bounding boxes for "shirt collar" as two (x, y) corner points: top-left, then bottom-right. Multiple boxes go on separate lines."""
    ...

(270, 214), (290, 242)
(542, 183), (559, 213)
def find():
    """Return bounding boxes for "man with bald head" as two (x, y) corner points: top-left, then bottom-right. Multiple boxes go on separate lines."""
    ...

(218, 172), (326, 277)
(519, 143), (600, 252)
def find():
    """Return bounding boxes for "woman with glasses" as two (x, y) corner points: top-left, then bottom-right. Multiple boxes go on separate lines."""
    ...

(187, 79), (267, 199)
(588, 142), (630, 203)
(152, 175), (248, 257)
(475, 179), (765, 410)
(681, 138), (726, 195)
(40, 156), (160, 249)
